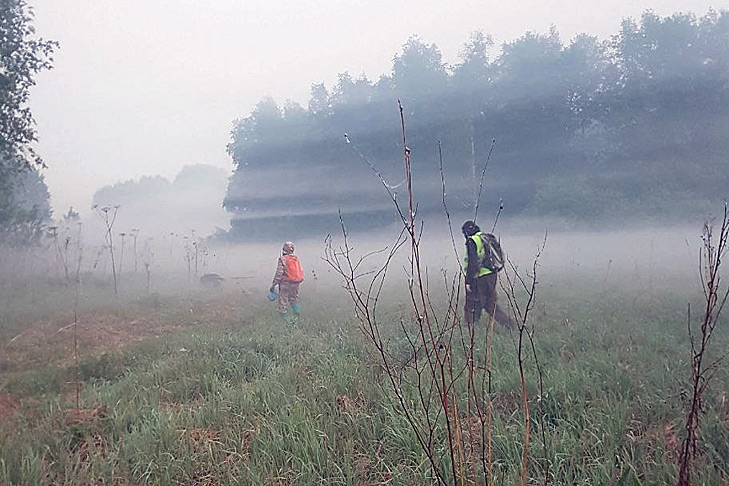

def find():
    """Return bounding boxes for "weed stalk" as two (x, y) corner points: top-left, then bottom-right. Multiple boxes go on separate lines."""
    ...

(677, 203), (729, 486)
(93, 204), (120, 296)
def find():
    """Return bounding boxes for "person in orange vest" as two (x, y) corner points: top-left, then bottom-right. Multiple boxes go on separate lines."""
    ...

(462, 220), (512, 328)
(270, 241), (304, 322)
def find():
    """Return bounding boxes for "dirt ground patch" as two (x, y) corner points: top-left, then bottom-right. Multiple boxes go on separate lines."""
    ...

(65, 404), (109, 426)
(0, 393), (20, 421)
(1, 292), (253, 374)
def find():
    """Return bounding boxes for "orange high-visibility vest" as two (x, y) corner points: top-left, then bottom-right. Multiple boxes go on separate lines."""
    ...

(282, 255), (304, 283)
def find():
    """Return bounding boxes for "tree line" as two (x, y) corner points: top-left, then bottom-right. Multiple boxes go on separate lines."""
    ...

(0, 0), (56, 246)
(225, 9), (729, 238)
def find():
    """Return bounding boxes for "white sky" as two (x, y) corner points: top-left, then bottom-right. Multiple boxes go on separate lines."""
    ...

(28, 0), (721, 218)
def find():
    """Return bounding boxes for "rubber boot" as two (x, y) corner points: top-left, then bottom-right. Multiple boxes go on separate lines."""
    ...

(289, 304), (300, 325)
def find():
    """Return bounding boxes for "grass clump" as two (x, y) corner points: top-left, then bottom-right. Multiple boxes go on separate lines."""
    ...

(0, 274), (727, 484)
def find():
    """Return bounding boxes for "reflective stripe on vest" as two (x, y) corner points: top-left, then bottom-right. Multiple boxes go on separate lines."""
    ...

(466, 232), (492, 276)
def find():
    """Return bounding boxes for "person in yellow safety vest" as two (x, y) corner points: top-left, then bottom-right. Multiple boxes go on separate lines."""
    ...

(462, 220), (512, 328)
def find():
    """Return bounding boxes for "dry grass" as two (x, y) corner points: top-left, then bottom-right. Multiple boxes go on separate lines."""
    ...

(2, 291), (251, 373)
(0, 275), (727, 484)
(0, 393), (20, 421)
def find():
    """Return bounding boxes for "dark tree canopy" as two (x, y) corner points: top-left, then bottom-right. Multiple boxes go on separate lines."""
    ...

(392, 36), (449, 100)
(225, 10), (729, 239)
(453, 31), (493, 94)
(0, 166), (50, 246)
(0, 0), (57, 168)
(0, 0), (57, 245)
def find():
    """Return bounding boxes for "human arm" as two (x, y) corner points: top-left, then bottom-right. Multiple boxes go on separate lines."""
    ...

(465, 238), (479, 287)
(271, 257), (285, 291)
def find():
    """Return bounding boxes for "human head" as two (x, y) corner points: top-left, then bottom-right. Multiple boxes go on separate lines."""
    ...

(461, 220), (480, 237)
(282, 241), (295, 255)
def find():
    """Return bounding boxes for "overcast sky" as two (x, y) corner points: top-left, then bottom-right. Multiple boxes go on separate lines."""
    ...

(28, 0), (719, 217)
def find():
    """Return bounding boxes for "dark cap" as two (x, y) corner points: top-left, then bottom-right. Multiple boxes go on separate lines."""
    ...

(461, 220), (480, 237)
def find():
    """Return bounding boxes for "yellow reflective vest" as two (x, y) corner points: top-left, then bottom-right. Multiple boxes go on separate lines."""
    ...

(464, 232), (493, 277)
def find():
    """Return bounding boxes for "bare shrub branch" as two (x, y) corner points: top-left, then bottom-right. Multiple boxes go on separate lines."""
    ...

(326, 102), (545, 485)
(500, 232), (549, 486)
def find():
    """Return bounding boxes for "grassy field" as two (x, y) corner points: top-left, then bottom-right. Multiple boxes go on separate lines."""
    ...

(0, 269), (728, 485)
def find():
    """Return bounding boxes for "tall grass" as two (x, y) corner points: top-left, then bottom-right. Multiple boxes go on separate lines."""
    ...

(0, 277), (727, 485)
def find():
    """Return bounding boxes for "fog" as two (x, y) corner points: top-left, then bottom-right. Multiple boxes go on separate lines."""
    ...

(27, 0), (721, 222)
(3, 1), (726, 313)
(4, 5), (729, 482)
(218, 9), (728, 240)
(89, 164), (231, 237)
(195, 223), (709, 320)
(3, 221), (708, 308)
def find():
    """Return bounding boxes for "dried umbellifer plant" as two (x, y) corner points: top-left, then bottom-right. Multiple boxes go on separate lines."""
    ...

(678, 202), (729, 486)
(93, 204), (120, 296)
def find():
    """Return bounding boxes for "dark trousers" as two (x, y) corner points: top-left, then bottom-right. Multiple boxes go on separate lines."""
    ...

(465, 273), (512, 328)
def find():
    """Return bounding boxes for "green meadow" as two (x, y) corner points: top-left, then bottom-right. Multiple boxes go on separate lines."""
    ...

(0, 268), (727, 485)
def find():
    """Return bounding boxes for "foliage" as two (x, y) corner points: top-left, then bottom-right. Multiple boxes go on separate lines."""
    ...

(0, 0), (57, 246)
(392, 35), (449, 100)
(224, 10), (729, 239)
(0, 164), (51, 246)
(0, 0), (57, 168)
